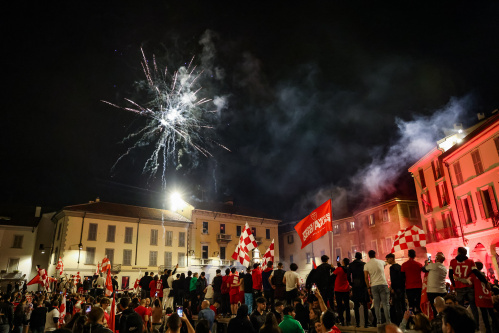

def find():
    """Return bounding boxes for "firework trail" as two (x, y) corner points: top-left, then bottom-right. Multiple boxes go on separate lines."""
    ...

(103, 48), (230, 185)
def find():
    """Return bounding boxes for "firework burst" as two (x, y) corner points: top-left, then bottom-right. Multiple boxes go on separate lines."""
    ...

(103, 48), (229, 185)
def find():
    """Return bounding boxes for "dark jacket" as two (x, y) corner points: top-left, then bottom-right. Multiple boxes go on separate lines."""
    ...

(349, 259), (367, 289)
(0, 301), (13, 326)
(212, 275), (223, 294)
(270, 269), (285, 287)
(389, 263), (405, 291)
(30, 306), (47, 327)
(250, 310), (267, 332)
(140, 276), (153, 290)
(82, 323), (113, 333)
(228, 316), (256, 333)
(243, 273), (254, 293)
(196, 277), (207, 295)
(112, 279), (119, 292)
(307, 263), (333, 291)
(185, 277), (192, 293)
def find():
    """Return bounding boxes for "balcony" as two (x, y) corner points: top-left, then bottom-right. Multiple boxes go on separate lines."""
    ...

(426, 227), (459, 243)
(111, 264), (121, 274)
(190, 258), (212, 266)
(216, 233), (232, 243)
(255, 236), (263, 245)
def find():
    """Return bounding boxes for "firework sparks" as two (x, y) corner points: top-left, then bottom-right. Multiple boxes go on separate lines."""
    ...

(103, 48), (229, 184)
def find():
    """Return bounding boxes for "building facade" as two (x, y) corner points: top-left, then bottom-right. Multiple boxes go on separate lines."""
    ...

(174, 199), (281, 280)
(49, 199), (191, 287)
(409, 113), (499, 280)
(278, 197), (425, 280)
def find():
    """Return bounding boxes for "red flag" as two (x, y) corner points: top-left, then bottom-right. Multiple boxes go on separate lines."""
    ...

(294, 200), (332, 249)
(59, 294), (66, 327)
(56, 257), (64, 276)
(108, 292), (116, 333)
(261, 239), (275, 267)
(27, 274), (41, 286)
(420, 272), (433, 320)
(105, 267), (113, 296)
(312, 256), (317, 269)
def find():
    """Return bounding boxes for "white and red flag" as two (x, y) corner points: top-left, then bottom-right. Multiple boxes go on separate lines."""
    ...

(294, 200), (332, 249)
(95, 262), (100, 275)
(59, 293), (66, 327)
(232, 223), (258, 266)
(390, 225), (427, 253)
(28, 266), (51, 292)
(101, 256), (111, 273)
(105, 268), (113, 296)
(108, 292), (116, 333)
(134, 270), (142, 291)
(261, 239), (275, 267)
(56, 257), (64, 276)
(74, 272), (81, 285)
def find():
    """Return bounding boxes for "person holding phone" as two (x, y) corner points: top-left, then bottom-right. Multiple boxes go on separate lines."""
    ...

(421, 252), (447, 317)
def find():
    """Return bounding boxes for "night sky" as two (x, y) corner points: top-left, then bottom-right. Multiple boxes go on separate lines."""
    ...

(3, 2), (499, 220)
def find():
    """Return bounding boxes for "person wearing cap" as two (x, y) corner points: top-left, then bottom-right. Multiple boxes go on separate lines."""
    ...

(422, 252), (447, 317)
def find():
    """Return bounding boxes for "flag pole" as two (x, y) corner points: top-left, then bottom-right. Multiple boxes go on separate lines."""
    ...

(329, 195), (334, 263)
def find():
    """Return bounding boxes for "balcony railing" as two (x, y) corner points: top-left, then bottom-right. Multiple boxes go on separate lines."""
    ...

(216, 233), (232, 242)
(191, 258), (212, 266)
(111, 264), (121, 273)
(427, 227), (459, 243)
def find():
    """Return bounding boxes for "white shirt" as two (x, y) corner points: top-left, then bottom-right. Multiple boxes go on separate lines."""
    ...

(426, 262), (447, 293)
(167, 275), (175, 291)
(364, 258), (388, 286)
(205, 285), (214, 299)
(284, 271), (300, 291)
(45, 308), (60, 331)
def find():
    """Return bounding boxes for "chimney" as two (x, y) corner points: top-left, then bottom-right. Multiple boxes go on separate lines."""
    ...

(96, 197), (100, 202)
(477, 113), (485, 121)
(35, 206), (41, 218)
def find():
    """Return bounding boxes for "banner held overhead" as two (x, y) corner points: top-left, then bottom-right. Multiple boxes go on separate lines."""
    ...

(294, 199), (333, 249)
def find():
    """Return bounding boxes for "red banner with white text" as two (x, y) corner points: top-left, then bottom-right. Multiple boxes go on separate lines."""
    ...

(294, 199), (332, 249)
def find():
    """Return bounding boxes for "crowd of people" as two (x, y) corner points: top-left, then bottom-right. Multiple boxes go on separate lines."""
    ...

(1, 246), (499, 333)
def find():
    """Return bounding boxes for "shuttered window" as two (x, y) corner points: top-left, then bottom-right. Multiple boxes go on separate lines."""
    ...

(123, 250), (132, 266)
(88, 223), (98, 241)
(85, 247), (96, 264)
(179, 232), (186, 247)
(165, 231), (173, 247)
(453, 162), (464, 185)
(471, 150), (484, 175)
(178, 253), (186, 267)
(149, 251), (158, 266)
(107, 225), (116, 242)
(150, 229), (158, 246)
(164, 252), (172, 268)
(124, 227), (133, 244)
(105, 249), (114, 264)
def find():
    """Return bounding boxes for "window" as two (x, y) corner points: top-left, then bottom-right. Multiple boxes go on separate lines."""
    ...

(368, 214), (375, 226)
(88, 223), (98, 241)
(124, 227), (133, 244)
(347, 221), (355, 232)
(335, 248), (341, 260)
(85, 247), (96, 265)
(409, 206), (419, 219)
(150, 229), (158, 245)
(178, 253), (186, 267)
(220, 224), (225, 234)
(290, 255), (294, 264)
(419, 169), (426, 188)
(105, 248), (114, 264)
(333, 224), (340, 235)
(179, 232), (186, 247)
(471, 150), (484, 175)
(53, 247), (59, 264)
(202, 245), (209, 259)
(106, 225), (116, 242)
(7, 258), (19, 272)
(476, 187), (499, 219)
(385, 238), (392, 253)
(164, 252), (172, 268)
(165, 231), (173, 247)
(251, 227), (256, 237)
(436, 182), (451, 207)
(202, 222), (209, 234)
(149, 251), (158, 266)
(236, 226), (242, 236)
(57, 223), (62, 241)
(287, 234), (294, 244)
(495, 137), (499, 156)
(382, 209), (389, 222)
(12, 235), (23, 248)
(371, 240), (378, 253)
(123, 250), (132, 266)
(220, 247), (226, 260)
(457, 196), (476, 224)
(432, 160), (443, 180)
(453, 162), (464, 185)
(266, 229), (271, 239)
(320, 250), (325, 256)
(421, 192), (433, 214)
(306, 253), (311, 264)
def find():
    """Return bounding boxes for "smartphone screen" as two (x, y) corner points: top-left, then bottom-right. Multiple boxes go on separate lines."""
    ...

(85, 305), (91, 314)
(177, 306), (183, 317)
(336, 256), (340, 262)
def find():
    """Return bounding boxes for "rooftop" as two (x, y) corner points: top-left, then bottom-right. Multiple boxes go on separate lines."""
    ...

(0, 205), (48, 227)
(62, 201), (191, 223)
(193, 201), (279, 221)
